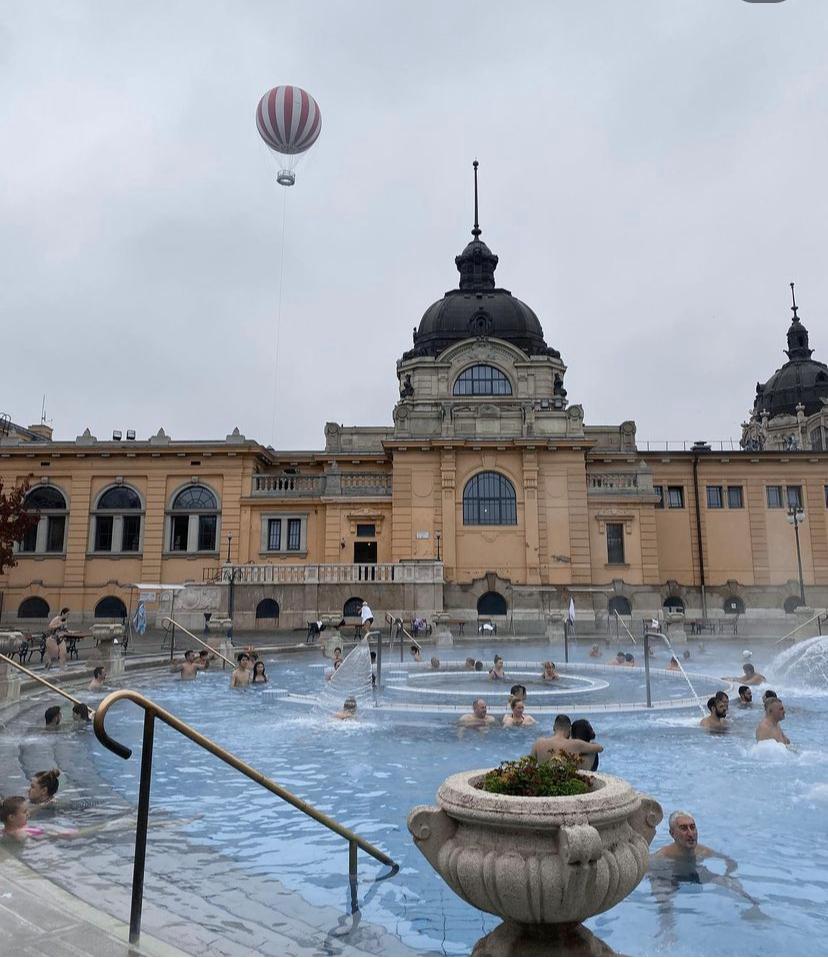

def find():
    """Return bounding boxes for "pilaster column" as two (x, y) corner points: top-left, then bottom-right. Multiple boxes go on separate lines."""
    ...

(440, 449), (457, 577)
(522, 448), (541, 584)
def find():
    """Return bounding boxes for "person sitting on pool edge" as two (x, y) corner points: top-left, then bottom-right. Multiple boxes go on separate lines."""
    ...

(44, 706), (61, 730)
(489, 656), (505, 680)
(541, 661), (559, 681)
(502, 697), (536, 727)
(230, 652), (252, 688)
(756, 696), (790, 745)
(700, 694), (729, 732)
(458, 698), (496, 728)
(531, 714), (603, 765)
(737, 685), (753, 707)
(334, 697), (358, 720)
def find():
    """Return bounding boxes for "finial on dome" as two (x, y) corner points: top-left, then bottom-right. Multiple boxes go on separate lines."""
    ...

(472, 160), (481, 239)
(790, 281), (799, 321)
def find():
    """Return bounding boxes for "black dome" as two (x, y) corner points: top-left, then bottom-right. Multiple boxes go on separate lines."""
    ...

(403, 235), (559, 360)
(754, 298), (828, 417)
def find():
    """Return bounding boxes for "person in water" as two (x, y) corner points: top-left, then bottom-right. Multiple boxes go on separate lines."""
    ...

(756, 697), (790, 745)
(737, 685), (753, 707)
(430, 656), (440, 670)
(334, 697), (358, 720)
(589, 644), (602, 658)
(230, 652), (252, 688)
(474, 660), (484, 671)
(700, 695), (729, 731)
(502, 697), (536, 727)
(72, 703), (91, 723)
(667, 656), (680, 671)
(251, 661), (268, 684)
(464, 657), (476, 670)
(410, 645), (421, 662)
(171, 649), (201, 680)
(28, 769), (60, 809)
(509, 683), (527, 702)
(625, 653), (635, 667)
(332, 647), (343, 667)
(570, 719), (600, 771)
(531, 714), (603, 765)
(541, 661), (559, 681)
(611, 651), (626, 666)
(723, 662), (765, 685)
(488, 655), (506, 680)
(88, 667), (107, 691)
(44, 706), (61, 730)
(458, 698), (496, 728)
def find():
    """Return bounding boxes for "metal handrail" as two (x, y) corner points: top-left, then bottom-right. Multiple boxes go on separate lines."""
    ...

(161, 617), (236, 668)
(0, 651), (95, 717)
(614, 610), (638, 646)
(774, 608), (828, 644)
(93, 688), (397, 944)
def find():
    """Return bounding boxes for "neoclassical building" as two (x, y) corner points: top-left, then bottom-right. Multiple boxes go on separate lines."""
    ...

(3, 209), (828, 633)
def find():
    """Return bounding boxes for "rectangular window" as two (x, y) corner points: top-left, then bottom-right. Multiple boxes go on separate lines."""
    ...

(767, 485), (783, 508)
(653, 485), (664, 509)
(356, 523), (376, 537)
(824, 485), (828, 508)
(20, 522), (38, 553)
(121, 516), (141, 552)
(727, 486), (744, 509)
(706, 486), (723, 509)
(198, 515), (217, 552)
(787, 485), (803, 510)
(267, 519), (281, 551)
(606, 523), (625, 564)
(667, 486), (684, 509)
(170, 515), (189, 551)
(46, 516), (65, 552)
(95, 515), (113, 552)
(287, 518), (301, 551)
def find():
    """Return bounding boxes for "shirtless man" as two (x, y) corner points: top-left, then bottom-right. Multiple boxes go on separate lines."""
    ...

(531, 714), (604, 764)
(88, 667), (107, 691)
(737, 685), (753, 707)
(333, 697), (358, 720)
(458, 698), (496, 728)
(610, 651), (626, 667)
(230, 652), (252, 688)
(589, 644), (601, 658)
(700, 695), (729, 731)
(723, 662), (765, 686)
(171, 649), (201, 680)
(502, 698), (536, 727)
(756, 697), (790, 745)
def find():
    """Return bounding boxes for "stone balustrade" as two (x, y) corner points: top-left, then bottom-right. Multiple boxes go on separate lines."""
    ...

(251, 472), (392, 497)
(216, 561), (444, 585)
(587, 472), (640, 492)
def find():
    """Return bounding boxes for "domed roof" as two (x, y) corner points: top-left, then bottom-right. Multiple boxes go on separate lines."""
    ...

(754, 287), (828, 418)
(402, 162), (559, 361)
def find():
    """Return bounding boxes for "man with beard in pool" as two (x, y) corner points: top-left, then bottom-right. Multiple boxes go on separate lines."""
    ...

(650, 811), (761, 931)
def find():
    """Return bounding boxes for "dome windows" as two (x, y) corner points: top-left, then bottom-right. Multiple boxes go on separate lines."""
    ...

(453, 364), (512, 397)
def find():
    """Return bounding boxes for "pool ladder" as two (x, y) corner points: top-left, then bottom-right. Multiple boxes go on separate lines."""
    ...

(93, 688), (398, 945)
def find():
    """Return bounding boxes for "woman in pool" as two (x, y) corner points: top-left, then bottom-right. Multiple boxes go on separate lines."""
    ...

(410, 645), (421, 662)
(571, 719), (599, 771)
(541, 661), (559, 681)
(251, 661), (268, 684)
(502, 697), (536, 727)
(28, 769), (60, 811)
(488, 656), (505, 680)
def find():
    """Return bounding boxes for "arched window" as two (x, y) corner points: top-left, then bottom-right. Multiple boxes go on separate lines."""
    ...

(663, 596), (685, 613)
(95, 596), (127, 620)
(608, 596), (632, 616)
(256, 599), (280, 620)
(463, 472), (517, 526)
(19, 485), (67, 554)
(18, 596), (50, 619)
(477, 591), (507, 615)
(343, 596), (363, 617)
(783, 596), (803, 614)
(168, 485), (219, 553)
(92, 485), (143, 553)
(723, 596), (745, 615)
(453, 365), (512, 396)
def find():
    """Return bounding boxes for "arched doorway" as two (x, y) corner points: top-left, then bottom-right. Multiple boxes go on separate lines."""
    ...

(783, 596), (804, 614)
(477, 592), (507, 616)
(95, 596), (127, 620)
(256, 598), (280, 620)
(723, 596), (745, 615)
(18, 597), (50, 619)
(343, 596), (363, 618)
(608, 596), (632, 617)
(663, 596), (685, 613)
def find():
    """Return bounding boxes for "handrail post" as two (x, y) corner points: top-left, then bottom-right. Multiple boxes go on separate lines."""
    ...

(643, 631), (652, 708)
(129, 710), (156, 945)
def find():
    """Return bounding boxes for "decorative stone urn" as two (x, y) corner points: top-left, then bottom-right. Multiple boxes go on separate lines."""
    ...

(408, 770), (662, 927)
(432, 612), (454, 646)
(90, 624), (125, 678)
(663, 611), (687, 646)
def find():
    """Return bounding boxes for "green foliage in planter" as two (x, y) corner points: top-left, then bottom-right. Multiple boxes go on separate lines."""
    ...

(479, 753), (591, 798)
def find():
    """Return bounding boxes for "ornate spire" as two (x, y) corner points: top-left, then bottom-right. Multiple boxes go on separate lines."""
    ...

(786, 281), (813, 360)
(455, 160), (498, 291)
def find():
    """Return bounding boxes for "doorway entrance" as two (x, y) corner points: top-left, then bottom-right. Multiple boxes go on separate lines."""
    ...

(353, 541), (377, 564)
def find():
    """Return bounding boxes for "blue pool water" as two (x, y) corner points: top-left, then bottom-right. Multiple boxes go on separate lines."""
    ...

(14, 639), (828, 955)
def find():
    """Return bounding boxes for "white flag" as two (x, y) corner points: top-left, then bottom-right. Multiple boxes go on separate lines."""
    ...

(567, 597), (576, 624)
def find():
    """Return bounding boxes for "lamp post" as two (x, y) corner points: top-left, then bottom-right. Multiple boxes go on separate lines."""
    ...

(787, 505), (807, 605)
(226, 533), (232, 564)
(435, 531), (441, 562)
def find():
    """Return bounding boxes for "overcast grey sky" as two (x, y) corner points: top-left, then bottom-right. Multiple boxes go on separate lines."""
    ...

(2, 1), (827, 450)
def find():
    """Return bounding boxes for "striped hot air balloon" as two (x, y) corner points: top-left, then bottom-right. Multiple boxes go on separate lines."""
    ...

(256, 85), (322, 186)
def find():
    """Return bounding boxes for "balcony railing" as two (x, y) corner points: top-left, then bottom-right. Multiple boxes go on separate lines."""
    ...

(251, 473), (392, 497)
(588, 472), (641, 493)
(205, 562), (443, 585)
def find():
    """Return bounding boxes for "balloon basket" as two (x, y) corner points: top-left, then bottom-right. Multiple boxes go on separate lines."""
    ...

(276, 170), (296, 186)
